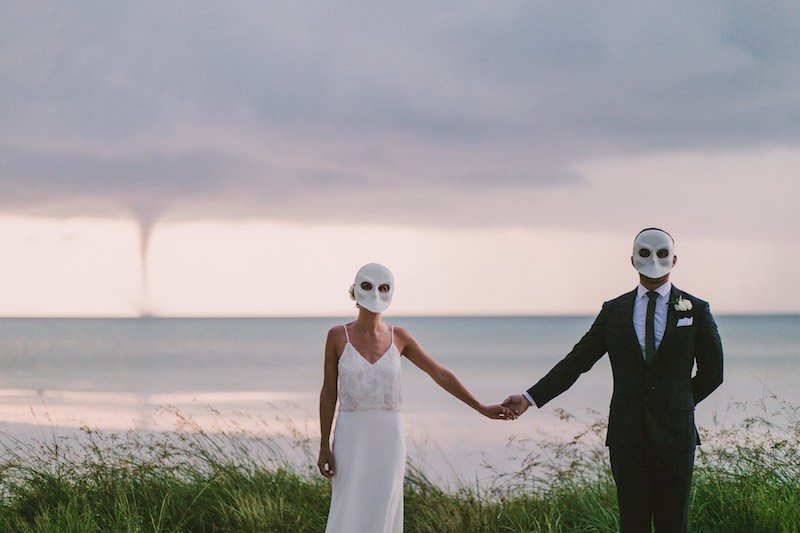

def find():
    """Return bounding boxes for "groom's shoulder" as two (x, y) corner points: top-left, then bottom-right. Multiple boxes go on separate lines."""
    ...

(674, 288), (710, 309)
(603, 289), (637, 308)
(601, 286), (712, 308)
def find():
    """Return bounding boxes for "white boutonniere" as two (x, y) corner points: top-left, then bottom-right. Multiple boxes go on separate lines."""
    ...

(672, 294), (692, 312)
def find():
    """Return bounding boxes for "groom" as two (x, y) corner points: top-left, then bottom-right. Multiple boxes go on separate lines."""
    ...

(503, 228), (723, 533)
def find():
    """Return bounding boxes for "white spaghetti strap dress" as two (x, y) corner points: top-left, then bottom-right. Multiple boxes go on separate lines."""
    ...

(325, 325), (405, 533)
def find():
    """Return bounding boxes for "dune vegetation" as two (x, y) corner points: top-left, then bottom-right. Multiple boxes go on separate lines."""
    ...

(1, 395), (798, 532)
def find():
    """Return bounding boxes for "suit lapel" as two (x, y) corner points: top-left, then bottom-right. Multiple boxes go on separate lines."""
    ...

(621, 288), (648, 370)
(655, 284), (679, 361)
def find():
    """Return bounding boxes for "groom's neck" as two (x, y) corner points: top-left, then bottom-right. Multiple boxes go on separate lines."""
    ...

(639, 274), (671, 292)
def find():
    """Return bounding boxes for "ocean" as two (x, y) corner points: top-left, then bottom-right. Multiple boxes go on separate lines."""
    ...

(1, 315), (797, 484)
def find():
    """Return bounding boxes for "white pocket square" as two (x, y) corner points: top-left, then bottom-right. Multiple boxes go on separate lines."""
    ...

(677, 317), (693, 327)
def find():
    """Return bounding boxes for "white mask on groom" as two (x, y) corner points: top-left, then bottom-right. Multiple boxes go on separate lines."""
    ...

(632, 228), (675, 279)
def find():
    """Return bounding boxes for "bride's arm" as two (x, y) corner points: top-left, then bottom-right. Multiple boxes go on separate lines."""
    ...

(396, 327), (515, 420)
(318, 327), (341, 477)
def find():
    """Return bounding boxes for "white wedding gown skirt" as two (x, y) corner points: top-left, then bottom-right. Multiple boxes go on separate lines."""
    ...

(325, 410), (406, 533)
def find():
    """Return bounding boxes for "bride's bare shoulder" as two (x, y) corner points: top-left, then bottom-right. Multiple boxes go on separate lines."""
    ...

(326, 324), (348, 348)
(392, 325), (411, 338)
(391, 326), (419, 354)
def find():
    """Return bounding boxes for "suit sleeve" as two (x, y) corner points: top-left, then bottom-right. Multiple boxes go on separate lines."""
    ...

(527, 304), (609, 408)
(691, 301), (723, 404)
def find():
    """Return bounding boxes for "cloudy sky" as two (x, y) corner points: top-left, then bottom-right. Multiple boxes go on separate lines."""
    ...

(1, 1), (799, 316)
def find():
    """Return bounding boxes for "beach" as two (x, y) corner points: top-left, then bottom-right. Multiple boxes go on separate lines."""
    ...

(1, 315), (797, 484)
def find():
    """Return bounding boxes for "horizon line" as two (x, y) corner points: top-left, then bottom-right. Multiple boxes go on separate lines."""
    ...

(0, 312), (797, 319)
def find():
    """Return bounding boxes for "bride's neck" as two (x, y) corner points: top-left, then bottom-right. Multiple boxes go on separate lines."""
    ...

(354, 308), (383, 334)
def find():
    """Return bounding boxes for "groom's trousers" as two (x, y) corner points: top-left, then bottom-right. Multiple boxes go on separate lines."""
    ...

(609, 445), (695, 533)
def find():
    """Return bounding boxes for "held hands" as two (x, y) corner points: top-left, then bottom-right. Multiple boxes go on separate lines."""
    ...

(318, 447), (336, 478)
(480, 403), (518, 420)
(501, 394), (532, 417)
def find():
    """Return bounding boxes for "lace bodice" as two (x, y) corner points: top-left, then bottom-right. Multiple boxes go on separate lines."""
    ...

(337, 325), (402, 412)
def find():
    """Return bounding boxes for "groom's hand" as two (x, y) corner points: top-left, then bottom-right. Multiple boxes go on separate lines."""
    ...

(480, 403), (517, 420)
(502, 394), (532, 416)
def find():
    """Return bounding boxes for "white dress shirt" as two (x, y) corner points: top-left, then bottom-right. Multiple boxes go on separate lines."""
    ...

(633, 281), (671, 357)
(521, 281), (672, 408)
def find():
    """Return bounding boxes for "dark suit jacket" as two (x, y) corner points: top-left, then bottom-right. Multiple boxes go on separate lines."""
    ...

(527, 285), (723, 450)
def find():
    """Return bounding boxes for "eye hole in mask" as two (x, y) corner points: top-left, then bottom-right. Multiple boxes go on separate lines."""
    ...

(656, 249), (669, 259)
(361, 282), (373, 291)
(639, 249), (651, 258)
(378, 284), (390, 293)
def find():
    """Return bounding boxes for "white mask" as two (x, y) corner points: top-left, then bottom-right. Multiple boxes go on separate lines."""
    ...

(350, 263), (394, 313)
(632, 229), (675, 279)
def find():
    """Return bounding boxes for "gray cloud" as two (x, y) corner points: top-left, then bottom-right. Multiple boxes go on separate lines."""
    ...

(1, 1), (799, 236)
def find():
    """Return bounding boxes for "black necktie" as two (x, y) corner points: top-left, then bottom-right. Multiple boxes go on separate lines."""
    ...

(645, 291), (659, 366)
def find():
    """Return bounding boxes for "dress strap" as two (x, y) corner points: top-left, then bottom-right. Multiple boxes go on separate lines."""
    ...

(342, 324), (350, 343)
(390, 325), (394, 342)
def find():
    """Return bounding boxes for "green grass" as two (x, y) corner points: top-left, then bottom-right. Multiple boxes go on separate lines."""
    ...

(1, 396), (798, 532)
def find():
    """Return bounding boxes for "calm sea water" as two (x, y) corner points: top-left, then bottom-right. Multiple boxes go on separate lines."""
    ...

(1, 316), (798, 483)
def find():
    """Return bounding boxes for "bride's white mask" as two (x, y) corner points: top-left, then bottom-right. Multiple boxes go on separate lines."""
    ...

(351, 263), (394, 313)
(632, 229), (675, 279)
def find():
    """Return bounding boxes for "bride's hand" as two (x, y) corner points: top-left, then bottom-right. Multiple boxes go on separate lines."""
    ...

(480, 403), (517, 420)
(318, 448), (336, 478)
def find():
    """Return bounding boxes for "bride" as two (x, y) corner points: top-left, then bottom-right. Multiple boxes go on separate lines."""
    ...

(318, 263), (516, 533)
